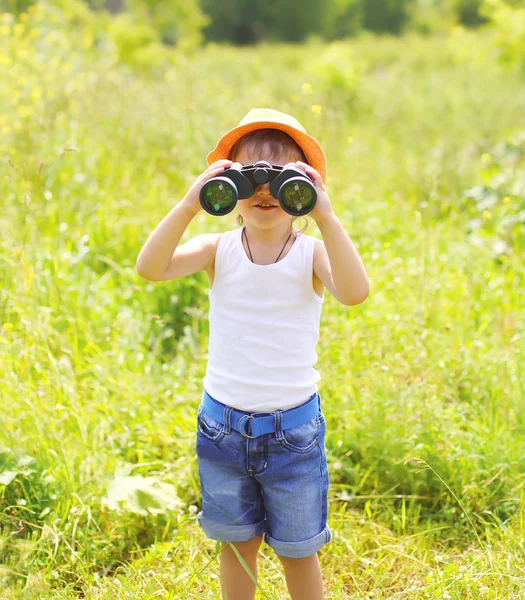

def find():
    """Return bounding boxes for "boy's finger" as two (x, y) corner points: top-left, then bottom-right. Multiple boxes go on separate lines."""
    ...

(209, 159), (233, 168)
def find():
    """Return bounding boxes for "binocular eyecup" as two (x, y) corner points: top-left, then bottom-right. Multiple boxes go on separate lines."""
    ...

(199, 161), (317, 217)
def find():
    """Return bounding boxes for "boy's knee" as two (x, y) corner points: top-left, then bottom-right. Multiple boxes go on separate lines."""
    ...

(222, 534), (263, 556)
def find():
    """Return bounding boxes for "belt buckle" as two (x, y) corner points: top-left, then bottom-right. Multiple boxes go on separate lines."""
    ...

(238, 414), (256, 439)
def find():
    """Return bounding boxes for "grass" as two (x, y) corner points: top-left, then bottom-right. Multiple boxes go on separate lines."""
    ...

(1, 6), (525, 598)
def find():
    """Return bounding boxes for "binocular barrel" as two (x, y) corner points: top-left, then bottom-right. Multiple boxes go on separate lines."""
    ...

(200, 161), (317, 217)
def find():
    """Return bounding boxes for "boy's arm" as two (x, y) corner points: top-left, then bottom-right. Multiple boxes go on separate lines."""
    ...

(136, 201), (197, 280)
(136, 200), (220, 282)
(313, 215), (369, 306)
(294, 160), (369, 307)
(136, 159), (233, 281)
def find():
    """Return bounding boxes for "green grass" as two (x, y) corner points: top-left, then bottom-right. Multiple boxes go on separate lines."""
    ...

(1, 7), (525, 598)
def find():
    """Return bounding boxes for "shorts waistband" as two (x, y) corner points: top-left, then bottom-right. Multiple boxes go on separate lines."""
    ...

(200, 389), (320, 439)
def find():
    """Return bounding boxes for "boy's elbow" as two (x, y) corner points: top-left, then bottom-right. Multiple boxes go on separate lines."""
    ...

(136, 261), (160, 281)
(344, 280), (370, 306)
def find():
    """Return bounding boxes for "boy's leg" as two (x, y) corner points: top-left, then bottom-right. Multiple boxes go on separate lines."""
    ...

(220, 535), (263, 600)
(277, 553), (325, 600)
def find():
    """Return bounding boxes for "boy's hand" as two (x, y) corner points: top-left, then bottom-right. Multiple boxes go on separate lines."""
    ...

(295, 161), (335, 225)
(180, 159), (234, 215)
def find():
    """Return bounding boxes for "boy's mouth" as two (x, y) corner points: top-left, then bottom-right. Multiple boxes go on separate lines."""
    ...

(254, 203), (278, 210)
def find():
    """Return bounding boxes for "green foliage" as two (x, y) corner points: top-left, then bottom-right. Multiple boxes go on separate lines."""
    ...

(406, 0), (459, 35)
(482, 0), (525, 71)
(449, 0), (525, 76)
(124, 0), (208, 48)
(107, 11), (158, 63)
(103, 468), (184, 516)
(199, 0), (327, 44)
(362, 0), (415, 33)
(1, 6), (525, 595)
(319, 0), (363, 40)
(454, 0), (489, 25)
(462, 133), (525, 259)
(0, 0), (33, 13)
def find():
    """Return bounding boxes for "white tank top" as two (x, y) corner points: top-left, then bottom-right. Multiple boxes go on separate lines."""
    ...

(203, 226), (324, 412)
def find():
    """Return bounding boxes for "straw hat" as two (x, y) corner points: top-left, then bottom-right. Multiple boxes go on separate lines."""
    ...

(206, 108), (327, 183)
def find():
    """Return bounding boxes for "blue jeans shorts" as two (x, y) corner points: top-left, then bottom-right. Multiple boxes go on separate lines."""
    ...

(195, 390), (332, 559)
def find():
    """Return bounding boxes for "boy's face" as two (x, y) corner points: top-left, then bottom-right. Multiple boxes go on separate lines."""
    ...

(233, 145), (300, 229)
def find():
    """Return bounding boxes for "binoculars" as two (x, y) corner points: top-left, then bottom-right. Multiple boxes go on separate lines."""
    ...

(200, 161), (317, 217)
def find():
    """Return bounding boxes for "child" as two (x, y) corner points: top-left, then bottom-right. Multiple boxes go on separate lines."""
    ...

(136, 108), (369, 600)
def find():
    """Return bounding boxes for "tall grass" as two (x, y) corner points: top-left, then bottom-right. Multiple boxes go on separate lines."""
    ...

(1, 5), (524, 598)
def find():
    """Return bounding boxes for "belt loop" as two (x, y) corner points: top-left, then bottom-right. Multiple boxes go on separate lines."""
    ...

(223, 406), (232, 434)
(273, 409), (283, 440)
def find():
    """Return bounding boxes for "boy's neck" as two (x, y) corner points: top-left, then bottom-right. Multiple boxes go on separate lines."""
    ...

(242, 221), (294, 245)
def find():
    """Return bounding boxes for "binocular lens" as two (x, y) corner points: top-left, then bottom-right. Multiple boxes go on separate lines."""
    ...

(281, 180), (316, 214)
(201, 179), (236, 214)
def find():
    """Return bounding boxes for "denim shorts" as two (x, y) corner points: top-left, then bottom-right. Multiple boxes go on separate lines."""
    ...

(195, 391), (332, 559)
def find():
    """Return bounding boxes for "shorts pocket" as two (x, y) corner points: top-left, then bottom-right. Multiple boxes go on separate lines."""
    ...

(197, 406), (226, 444)
(277, 412), (322, 454)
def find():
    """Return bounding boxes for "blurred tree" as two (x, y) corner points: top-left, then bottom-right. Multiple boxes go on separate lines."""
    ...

(320, 0), (364, 40)
(451, 0), (489, 25)
(406, 0), (458, 35)
(481, 0), (525, 72)
(87, 0), (124, 12)
(122, 0), (208, 46)
(362, 0), (416, 34)
(200, 0), (327, 44)
(0, 0), (34, 11)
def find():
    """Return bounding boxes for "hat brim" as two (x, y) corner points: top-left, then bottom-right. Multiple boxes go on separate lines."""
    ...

(206, 121), (327, 183)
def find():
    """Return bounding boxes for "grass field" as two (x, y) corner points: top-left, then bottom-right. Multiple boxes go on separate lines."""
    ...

(1, 6), (525, 598)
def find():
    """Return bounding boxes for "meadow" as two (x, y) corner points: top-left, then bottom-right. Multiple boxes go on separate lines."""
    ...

(1, 4), (525, 598)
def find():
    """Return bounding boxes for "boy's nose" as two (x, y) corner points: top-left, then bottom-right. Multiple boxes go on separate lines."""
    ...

(255, 182), (271, 194)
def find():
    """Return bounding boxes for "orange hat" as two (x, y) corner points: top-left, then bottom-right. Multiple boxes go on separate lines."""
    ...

(206, 108), (327, 183)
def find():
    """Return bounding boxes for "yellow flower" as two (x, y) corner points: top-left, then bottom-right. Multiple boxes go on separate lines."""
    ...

(3, 323), (13, 331)
(290, 94), (300, 103)
(13, 23), (24, 36)
(82, 33), (93, 49)
(18, 105), (32, 118)
(0, 53), (12, 66)
(0, 25), (10, 36)
(384, 241), (391, 248)
(483, 210), (492, 219)
(2, 125), (11, 134)
(480, 153), (491, 164)
(60, 172), (69, 182)
(311, 104), (322, 115)
(20, 13), (28, 22)
(301, 82), (312, 94)
(31, 88), (41, 103)
(503, 196), (511, 204)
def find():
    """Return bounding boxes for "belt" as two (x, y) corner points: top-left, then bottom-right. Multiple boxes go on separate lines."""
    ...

(201, 389), (320, 439)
